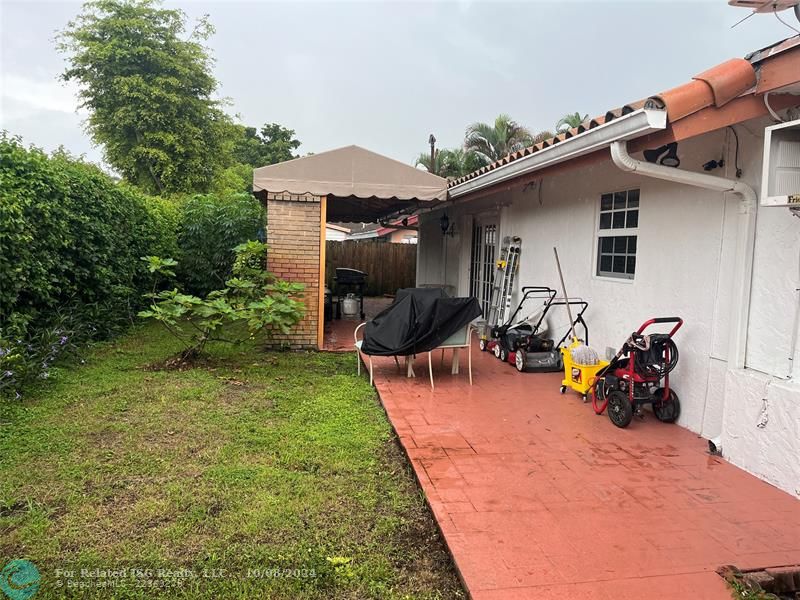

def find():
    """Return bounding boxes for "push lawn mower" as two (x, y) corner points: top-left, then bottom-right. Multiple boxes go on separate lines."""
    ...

(510, 298), (593, 373)
(591, 317), (683, 428)
(480, 286), (555, 358)
(493, 294), (594, 374)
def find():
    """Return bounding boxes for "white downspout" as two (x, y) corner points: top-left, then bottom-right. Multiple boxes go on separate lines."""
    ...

(610, 141), (757, 369)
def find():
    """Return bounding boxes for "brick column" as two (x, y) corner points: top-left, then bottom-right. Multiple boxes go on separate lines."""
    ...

(265, 192), (323, 349)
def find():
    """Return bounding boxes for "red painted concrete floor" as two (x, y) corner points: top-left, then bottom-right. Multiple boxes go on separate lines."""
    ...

(323, 296), (393, 351)
(360, 338), (800, 599)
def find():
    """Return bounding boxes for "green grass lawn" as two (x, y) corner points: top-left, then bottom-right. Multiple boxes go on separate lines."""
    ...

(0, 324), (463, 599)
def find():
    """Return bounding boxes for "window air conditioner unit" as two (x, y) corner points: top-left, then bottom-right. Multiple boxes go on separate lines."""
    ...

(761, 118), (800, 208)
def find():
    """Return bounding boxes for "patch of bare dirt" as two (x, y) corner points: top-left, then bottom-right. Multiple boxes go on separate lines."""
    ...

(217, 377), (270, 407)
(0, 500), (28, 518)
(144, 348), (215, 371)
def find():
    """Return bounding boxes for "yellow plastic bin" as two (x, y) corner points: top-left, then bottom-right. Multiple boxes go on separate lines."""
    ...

(559, 339), (609, 401)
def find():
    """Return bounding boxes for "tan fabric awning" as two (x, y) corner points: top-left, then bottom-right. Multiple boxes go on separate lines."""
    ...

(253, 145), (447, 221)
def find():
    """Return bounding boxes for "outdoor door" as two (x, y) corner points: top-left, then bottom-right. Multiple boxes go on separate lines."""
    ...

(469, 218), (497, 317)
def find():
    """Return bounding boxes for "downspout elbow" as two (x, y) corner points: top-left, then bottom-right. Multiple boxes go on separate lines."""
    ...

(732, 180), (757, 214)
(610, 140), (640, 174)
(611, 141), (756, 204)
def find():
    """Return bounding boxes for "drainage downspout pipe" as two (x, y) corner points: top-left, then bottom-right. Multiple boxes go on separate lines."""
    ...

(610, 141), (757, 369)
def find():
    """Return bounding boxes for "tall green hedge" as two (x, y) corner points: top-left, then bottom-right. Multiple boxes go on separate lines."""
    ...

(176, 193), (265, 296)
(0, 136), (177, 337)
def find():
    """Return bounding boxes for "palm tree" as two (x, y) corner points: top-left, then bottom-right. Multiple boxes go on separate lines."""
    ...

(414, 151), (443, 175)
(464, 114), (534, 164)
(532, 130), (555, 144)
(555, 112), (589, 133)
(440, 148), (487, 178)
(415, 148), (487, 179)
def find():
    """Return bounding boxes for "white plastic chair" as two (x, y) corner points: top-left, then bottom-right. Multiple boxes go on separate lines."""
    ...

(426, 324), (474, 390)
(354, 322), (374, 385)
(354, 323), (400, 386)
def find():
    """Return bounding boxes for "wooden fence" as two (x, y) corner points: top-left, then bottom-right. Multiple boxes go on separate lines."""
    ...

(326, 241), (416, 296)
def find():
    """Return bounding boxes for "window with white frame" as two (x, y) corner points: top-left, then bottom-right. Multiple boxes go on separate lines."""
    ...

(596, 189), (639, 279)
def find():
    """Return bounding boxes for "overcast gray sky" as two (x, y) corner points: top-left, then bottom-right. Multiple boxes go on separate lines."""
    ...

(1, 1), (797, 170)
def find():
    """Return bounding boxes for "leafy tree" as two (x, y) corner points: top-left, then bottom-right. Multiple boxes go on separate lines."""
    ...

(556, 112), (589, 132)
(464, 114), (534, 163)
(58, 0), (235, 195)
(232, 123), (302, 168)
(210, 163), (254, 196)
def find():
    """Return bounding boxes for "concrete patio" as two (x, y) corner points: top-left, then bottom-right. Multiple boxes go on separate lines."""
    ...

(322, 296), (392, 351)
(362, 337), (800, 599)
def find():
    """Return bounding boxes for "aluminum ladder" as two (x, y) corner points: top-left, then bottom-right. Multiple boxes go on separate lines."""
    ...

(484, 236), (522, 336)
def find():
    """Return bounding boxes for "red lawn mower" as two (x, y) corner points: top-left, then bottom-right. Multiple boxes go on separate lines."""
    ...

(591, 317), (683, 428)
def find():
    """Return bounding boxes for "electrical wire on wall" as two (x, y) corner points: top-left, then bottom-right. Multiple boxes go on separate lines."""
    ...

(726, 126), (743, 178)
(773, 5), (800, 35)
(764, 92), (787, 123)
(788, 215), (800, 379)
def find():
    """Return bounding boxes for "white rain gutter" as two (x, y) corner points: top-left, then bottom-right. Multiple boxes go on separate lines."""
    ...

(449, 108), (668, 199)
(610, 141), (757, 369)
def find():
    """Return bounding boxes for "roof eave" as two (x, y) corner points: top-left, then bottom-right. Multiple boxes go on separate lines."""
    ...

(448, 108), (668, 200)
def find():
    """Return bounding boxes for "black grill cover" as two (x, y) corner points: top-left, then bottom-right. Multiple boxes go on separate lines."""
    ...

(361, 288), (482, 356)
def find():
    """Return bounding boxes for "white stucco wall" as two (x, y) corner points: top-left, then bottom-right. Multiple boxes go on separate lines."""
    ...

(721, 121), (800, 497)
(417, 120), (800, 497)
(724, 369), (800, 496)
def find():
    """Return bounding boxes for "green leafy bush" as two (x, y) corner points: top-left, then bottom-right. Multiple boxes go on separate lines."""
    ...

(140, 242), (304, 360)
(0, 312), (83, 398)
(0, 135), (178, 395)
(175, 193), (265, 296)
(140, 194), (181, 262)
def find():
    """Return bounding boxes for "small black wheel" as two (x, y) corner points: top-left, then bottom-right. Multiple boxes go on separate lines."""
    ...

(607, 390), (633, 428)
(515, 350), (526, 372)
(499, 346), (508, 362)
(493, 344), (502, 359)
(652, 388), (681, 423)
(559, 385), (567, 394)
(479, 338), (487, 352)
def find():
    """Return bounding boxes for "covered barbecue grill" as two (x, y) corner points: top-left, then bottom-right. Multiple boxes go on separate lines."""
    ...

(334, 268), (367, 320)
(360, 288), (482, 356)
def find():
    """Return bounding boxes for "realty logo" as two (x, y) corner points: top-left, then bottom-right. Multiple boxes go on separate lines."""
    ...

(0, 560), (40, 600)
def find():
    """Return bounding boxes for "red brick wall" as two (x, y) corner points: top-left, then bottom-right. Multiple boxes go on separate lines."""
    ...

(265, 193), (321, 349)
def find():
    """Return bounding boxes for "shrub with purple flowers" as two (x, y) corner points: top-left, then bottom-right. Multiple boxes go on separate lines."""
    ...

(1, 135), (177, 397)
(0, 312), (83, 398)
